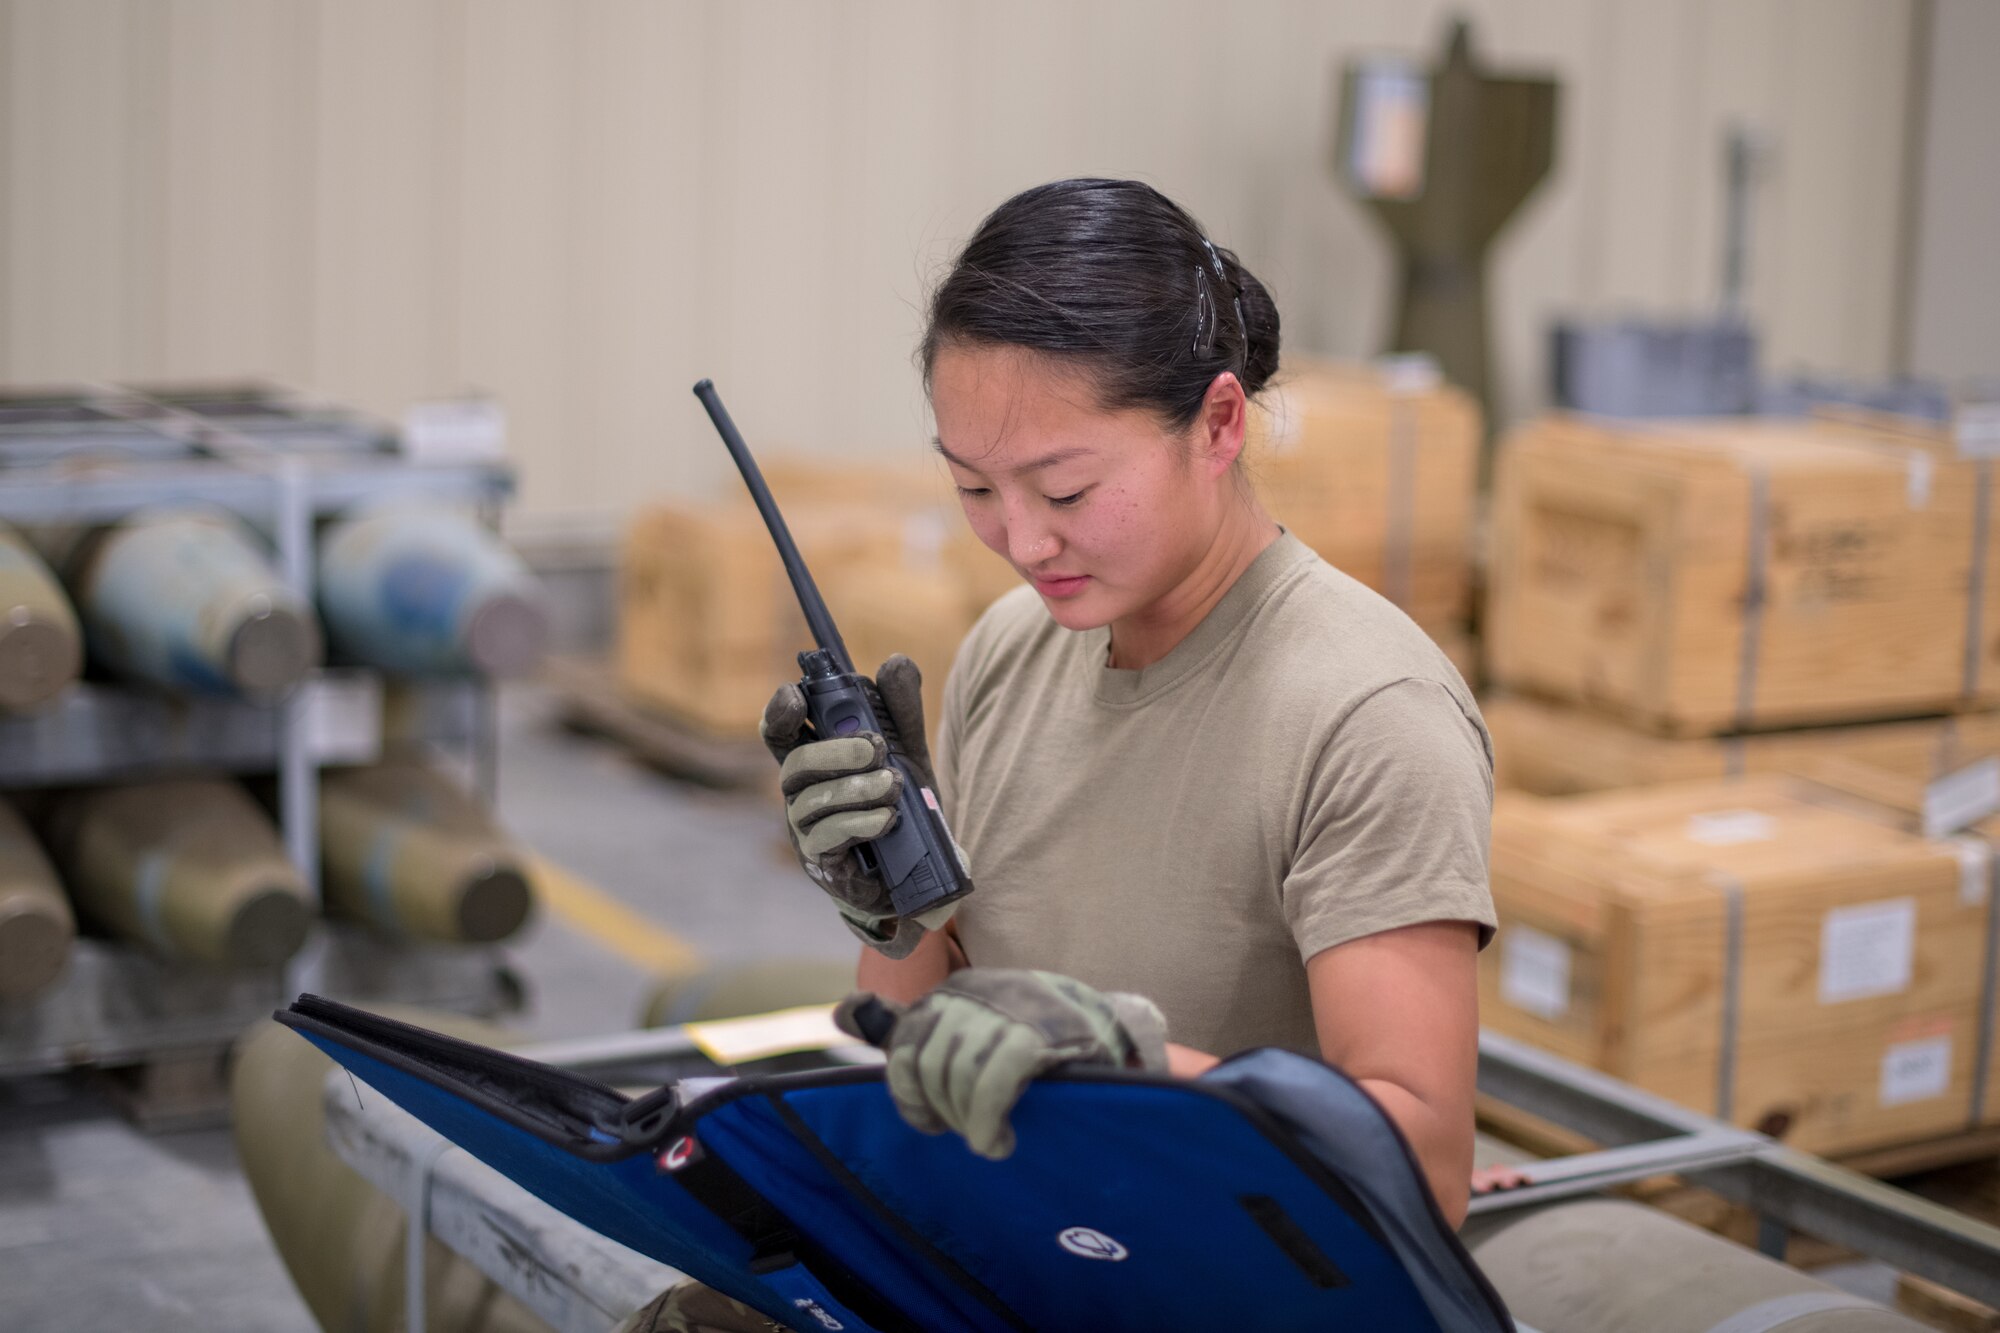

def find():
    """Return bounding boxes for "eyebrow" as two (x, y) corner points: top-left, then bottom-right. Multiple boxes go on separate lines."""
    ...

(932, 438), (1094, 474)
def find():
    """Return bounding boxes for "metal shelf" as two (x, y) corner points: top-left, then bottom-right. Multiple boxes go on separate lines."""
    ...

(0, 672), (483, 789)
(0, 456), (509, 526)
(0, 930), (519, 1078)
(0, 382), (523, 1079)
(0, 940), (283, 1076)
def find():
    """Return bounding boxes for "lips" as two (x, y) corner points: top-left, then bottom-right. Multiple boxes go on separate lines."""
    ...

(1031, 573), (1091, 598)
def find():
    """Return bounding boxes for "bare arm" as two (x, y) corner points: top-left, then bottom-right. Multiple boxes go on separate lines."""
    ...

(855, 922), (967, 1004)
(1305, 920), (1481, 1227)
(1154, 921), (1480, 1222)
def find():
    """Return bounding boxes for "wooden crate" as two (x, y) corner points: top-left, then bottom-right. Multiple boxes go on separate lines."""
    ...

(820, 562), (975, 742)
(1483, 776), (1989, 1156)
(1766, 757), (2000, 1134)
(1486, 693), (2000, 796)
(1247, 359), (1480, 628)
(616, 499), (915, 735)
(1487, 415), (2000, 735)
(942, 524), (1025, 621)
(1428, 621), (1479, 688)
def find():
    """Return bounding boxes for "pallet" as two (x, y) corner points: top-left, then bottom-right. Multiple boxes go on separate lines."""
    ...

(546, 656), (773, 791)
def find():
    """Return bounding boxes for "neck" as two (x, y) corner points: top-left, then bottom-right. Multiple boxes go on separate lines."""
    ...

(1106, 499), (1280, 670)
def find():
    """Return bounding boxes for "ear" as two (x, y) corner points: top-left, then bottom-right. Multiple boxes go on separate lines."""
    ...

(1193, 372), (1249, 478)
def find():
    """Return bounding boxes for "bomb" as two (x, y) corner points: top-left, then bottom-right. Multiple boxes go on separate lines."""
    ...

(1463, 1197), (1925, 1330)
(641, 958), (858, 1029)
(67, 508), (321, 700)
(0, 797), (74, 1002)
(0, 521), (83, 712)
(319, 762), (533, 944)
(232, 1009), (550, 1333)
(318, 507), (547, 678)
(50, 778), (311, 967)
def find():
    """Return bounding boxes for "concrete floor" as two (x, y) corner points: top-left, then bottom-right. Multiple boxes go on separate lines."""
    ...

(0, 683), (854, 1333)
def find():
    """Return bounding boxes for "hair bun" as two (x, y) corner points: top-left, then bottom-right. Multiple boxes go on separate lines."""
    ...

(1232, 265), (1282, 398)
(922, 178), (1283, 429)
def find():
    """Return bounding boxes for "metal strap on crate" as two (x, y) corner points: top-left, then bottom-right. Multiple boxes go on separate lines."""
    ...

(1707, 872), (1747, 1121)
(1731, 467), (1771, 734)
(1972, 840), (2000, 1127)
(1963, 459), (1992, 701)
(1382, 386), (1418, 615)
(1723, 736), (1747, 778)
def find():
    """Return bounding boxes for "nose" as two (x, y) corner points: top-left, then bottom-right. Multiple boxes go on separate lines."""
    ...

(1004, 503), (1060, 570)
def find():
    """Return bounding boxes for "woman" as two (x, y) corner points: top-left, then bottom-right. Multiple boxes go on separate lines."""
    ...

(760, 177), (1497, 1236)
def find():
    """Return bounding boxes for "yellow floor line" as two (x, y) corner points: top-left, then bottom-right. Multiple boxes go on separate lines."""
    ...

(529, 854), (702, 977)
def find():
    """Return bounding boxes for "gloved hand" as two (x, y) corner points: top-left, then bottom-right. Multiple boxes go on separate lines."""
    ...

(833, 969), (1169, 1160)
(759, 653), (960, 959)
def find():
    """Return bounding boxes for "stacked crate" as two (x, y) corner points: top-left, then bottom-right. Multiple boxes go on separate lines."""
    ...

(1485, 694), (2000, 797)
(618, 456), (992, 737)
(1484, 777), (1992, 1157)
(1482, 409), (2000, 1156)
(1487, 413), (1997, 738)
(1248, 358), (1480, 675)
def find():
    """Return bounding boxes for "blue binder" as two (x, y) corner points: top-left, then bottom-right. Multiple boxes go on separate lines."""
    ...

(280, 995), (1512, 1333)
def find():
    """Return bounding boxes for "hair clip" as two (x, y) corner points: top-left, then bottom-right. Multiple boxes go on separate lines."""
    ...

(1192, 266), (1216, 354)
(1201, 237), (1227, 279)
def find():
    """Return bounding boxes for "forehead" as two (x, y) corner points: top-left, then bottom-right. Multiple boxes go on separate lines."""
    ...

(930, 343), (1169, 472)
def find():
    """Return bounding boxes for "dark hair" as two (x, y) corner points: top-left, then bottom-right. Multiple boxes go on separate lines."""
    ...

(920, 178), (1282, 430)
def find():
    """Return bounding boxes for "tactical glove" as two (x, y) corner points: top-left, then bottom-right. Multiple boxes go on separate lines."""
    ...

(833, 968), (1169, 1160)
(759, 653), (959, 958)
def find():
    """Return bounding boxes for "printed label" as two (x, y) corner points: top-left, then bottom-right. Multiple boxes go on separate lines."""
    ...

(793, 1299), (845, 1331)
(1820, 898), (1918, 1004)
(1923, 757), (2000, 839)
(1956, 401), (2000, 459)
(1952, 836), (1993, 907)
(401, 396), (507, 463)
(1685, 809), (1777, 846)
(1058, 1227), (1129, 1261)
(1500, 925), (1572, 1020)
(1906, 450), (1935, 509)
(1880, 1035), (1953, 1107)
(299, 672), (383, 765)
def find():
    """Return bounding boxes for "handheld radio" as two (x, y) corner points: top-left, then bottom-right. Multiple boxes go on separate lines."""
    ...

(692, 379), (975, 922)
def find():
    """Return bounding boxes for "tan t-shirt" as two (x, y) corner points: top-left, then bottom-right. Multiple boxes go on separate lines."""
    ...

(933, 530), (1496, 1058)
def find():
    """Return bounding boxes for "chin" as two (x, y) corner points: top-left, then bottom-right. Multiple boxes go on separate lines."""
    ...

(1039, 591), (1116, 632)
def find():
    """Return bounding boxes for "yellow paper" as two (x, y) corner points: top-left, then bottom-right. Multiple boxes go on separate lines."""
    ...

(684, 1003), (849, 1065)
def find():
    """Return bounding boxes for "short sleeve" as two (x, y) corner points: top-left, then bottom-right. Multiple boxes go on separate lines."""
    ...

(1283, 678), (1497, 961)
(933, 646), (969, 825)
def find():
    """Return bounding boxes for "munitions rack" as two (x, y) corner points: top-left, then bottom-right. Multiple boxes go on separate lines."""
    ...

(322, 1025), (2000, 1333)
(0, 382), (519, 1080)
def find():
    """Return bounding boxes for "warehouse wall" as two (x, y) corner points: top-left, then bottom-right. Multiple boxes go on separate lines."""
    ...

(0, 0), (1919, 534)
(1907, 0), (2000, 386)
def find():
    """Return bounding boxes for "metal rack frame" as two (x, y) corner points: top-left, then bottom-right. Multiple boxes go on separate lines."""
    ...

(0, 385), (519, 1075)
(321, 1025), (2000, 1332)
